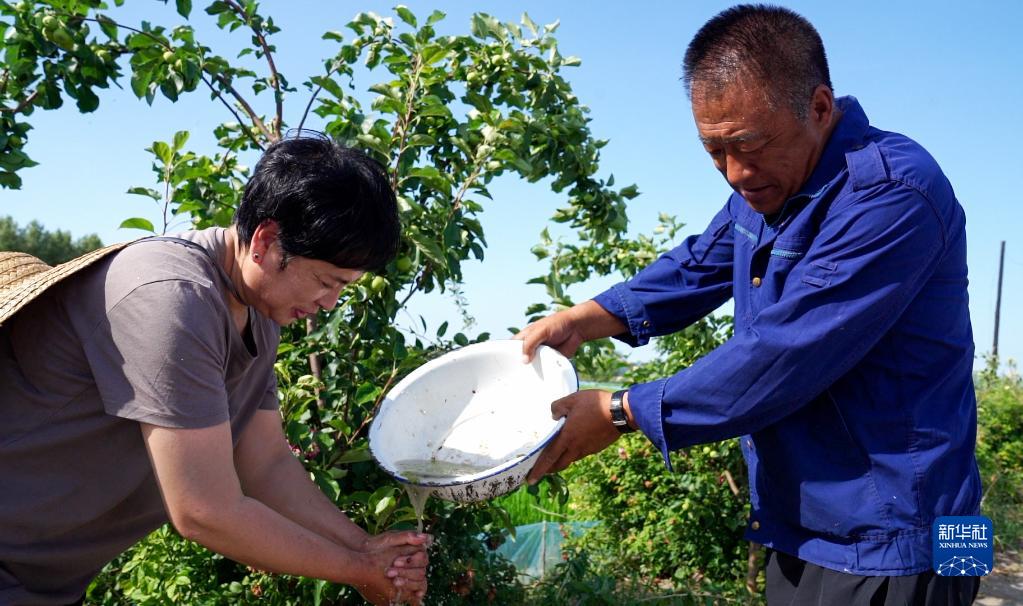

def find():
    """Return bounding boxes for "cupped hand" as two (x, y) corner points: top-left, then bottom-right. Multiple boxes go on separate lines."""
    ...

(353, 532), (431, 605)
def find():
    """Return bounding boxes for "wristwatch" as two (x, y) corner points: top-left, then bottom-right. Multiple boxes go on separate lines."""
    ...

(609, 390), (635, 433)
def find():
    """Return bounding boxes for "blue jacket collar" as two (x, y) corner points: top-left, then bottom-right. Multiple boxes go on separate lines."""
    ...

(765, 96), (870, 227)
(797, 95), (870, 200)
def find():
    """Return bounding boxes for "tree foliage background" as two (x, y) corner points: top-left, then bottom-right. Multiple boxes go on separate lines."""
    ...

(5, 1), (1019, 605)
(0, 215), (103, 263)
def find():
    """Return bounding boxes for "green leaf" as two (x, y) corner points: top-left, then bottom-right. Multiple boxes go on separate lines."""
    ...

(310, 469), (340, 502)
(130, 70), (152, 98)
(151, 141), (173, 165)
(354, 382), (381, 405)
(521, 12), (538, 36)
(172, 130), (189, 151)
(425, 9), (446, 26)
(126, 187), (161, 200)
(75, 87), (100, 113)
(175, 0), (192, 18)
(420, 44), (448, 66)
(334, 446), (373, 465)
(407, 133), (436, 147)
(417, 104), (450, 118)
(310, 75), (345, 101)
(159, 77), (180, 101)
(407, 229), (447, 268)
(374, 494), (394, 516)
(97, 14), (119, 40)
(119, 217), (156, 232)
(0, 171), (23, 190)
(395, 5), (417, 27)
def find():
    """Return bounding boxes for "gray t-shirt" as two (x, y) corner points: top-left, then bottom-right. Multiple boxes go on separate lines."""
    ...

(0, 227), (280, 604)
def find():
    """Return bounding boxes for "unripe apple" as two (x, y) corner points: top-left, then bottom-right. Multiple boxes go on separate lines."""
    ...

(162, 50), (175, 63)
(370, 275), (387, 293)
(395, 256), (413, 272)
(49, 27), (75, 51)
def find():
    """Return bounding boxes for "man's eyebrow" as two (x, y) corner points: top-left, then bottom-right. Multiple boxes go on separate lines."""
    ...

(699, 132), (764, 145)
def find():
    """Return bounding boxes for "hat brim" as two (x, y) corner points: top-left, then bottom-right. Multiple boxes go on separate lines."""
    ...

(0, 241), (135, 325)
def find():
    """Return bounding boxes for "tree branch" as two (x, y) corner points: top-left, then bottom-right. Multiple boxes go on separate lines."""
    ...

(223, 0), (282, 140)
(746, 542), (762, 595)
(297, 59), (344, 133)
(723, 469), (740, 497)
(450, 162), (483, 217)
(347, 365), (400, 447)
(0, 89), (40, 114)
(390, 53), (423, 191)
(161, 156), (173, 234)
(76, 15), (270, 149)
(396, 268), (425, 310)
(205, 72), (274, 143)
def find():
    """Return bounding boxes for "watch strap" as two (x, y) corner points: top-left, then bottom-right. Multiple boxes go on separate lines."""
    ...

(609, 389), (635, 433)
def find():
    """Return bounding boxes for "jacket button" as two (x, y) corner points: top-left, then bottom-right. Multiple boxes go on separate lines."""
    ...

(751, 520), (761, 531)
(752, 277), (762, 287)
(641, 320), (650, 327)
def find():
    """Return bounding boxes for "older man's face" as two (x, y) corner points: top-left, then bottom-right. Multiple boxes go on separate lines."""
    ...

(692, 81), (835, 216)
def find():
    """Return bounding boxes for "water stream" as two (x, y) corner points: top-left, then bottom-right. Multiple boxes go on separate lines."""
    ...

(403, 483), (433, 533)
(396, 458), (494, 532)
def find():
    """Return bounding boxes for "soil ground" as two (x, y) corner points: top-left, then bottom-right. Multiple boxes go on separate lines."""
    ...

(976, 549), (1023, 606)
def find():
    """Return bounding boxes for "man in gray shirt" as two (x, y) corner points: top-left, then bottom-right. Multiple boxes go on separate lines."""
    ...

(0, 137), (429, 605)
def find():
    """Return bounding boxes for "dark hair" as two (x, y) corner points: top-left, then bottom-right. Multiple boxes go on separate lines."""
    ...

(682, 4), (832, 120)
(234, 136), (400, 272)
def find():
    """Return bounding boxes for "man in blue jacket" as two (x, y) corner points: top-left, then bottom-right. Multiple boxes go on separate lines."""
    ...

(517, 5), (981, 604)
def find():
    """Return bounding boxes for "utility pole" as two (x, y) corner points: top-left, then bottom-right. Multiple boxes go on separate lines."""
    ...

(993, 241), (1005, 360)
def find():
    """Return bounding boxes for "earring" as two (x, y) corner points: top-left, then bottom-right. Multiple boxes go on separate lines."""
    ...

(253, 253), (261, 262)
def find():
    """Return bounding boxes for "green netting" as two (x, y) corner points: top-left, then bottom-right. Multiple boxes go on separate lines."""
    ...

(494, 521), (598, 581)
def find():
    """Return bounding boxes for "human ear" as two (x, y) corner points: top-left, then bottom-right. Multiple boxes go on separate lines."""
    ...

(250, 220), (280, 259)
(809, 84), (835, 126)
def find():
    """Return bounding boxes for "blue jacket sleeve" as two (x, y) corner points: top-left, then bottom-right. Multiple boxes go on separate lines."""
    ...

(592, 202), (735, 346)
(627, 184), (947, 465)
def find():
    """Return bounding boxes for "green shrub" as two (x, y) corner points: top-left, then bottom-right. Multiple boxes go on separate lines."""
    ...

(568, 434), (752, 593)
(559, 317), (755, 599)
(975, 359), (1023, 551)
(527, 544), (763, 606)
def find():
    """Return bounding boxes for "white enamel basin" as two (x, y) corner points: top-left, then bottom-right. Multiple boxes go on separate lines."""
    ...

(369, 340), (577, 502)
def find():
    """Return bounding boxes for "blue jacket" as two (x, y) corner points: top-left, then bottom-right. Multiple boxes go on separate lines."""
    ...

(592, 97), (981, 576)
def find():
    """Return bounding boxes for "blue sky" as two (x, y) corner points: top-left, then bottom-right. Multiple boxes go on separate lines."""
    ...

(4, 0), (1021, 368)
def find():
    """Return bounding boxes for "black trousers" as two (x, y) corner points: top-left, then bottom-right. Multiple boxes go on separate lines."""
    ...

(766, 549), (981, 606)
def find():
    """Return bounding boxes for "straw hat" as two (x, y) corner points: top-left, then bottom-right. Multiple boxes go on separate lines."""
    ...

(0, 241), (134, 325)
